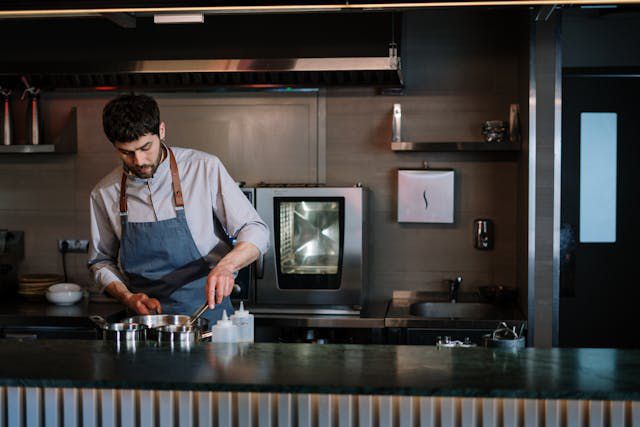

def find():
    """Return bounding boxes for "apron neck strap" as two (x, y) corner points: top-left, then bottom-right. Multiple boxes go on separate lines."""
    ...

(168, 147), (185, 208)
(119, 146), (184, 214)
(119, 173), (128, 214)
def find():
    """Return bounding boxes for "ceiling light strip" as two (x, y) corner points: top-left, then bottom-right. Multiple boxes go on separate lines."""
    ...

(0, 0), (639, 17)
(153, 13), (204, 24)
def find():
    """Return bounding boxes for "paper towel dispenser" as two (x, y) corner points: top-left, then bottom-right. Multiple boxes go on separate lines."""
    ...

(397, 169), (455, 223)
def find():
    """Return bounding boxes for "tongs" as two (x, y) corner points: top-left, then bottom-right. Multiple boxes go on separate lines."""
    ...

(190, 303), (209, 327)
(189, 283), (242, 326)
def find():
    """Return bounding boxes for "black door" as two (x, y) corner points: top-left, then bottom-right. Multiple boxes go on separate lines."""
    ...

(560, 74), (640, 348)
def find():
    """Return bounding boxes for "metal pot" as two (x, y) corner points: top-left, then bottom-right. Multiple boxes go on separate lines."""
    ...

(120, 314), (210, 331)
(482, 322), (525, 350)
(119, 302), (211, 338)
(90, 316), (148, 342)
(155, 324), (214, 351)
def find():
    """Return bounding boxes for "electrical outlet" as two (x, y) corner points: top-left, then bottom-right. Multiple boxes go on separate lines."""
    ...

(58, 239), (89, 253)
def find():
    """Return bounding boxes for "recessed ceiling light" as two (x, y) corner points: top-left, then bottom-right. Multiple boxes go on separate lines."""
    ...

(153, 13), (204, 24)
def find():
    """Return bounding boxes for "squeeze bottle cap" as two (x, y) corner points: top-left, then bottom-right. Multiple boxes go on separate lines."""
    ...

(216, 310), (233, 327)
(233, 301), (250, 317)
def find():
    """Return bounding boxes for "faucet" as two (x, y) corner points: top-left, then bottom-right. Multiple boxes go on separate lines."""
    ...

(448, 276), (463, 303)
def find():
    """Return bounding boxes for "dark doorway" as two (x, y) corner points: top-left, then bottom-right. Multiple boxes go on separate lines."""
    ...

(560, 72), (640, 348)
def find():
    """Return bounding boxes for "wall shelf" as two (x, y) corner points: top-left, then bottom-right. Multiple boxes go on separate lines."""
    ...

(0, 107), (77, 154)
(0, 145), (56, 153)
(391, 103), (521, 152)
(391, 141), (520, 152)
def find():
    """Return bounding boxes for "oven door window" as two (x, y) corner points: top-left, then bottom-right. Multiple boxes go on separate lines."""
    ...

(274, 197), (345, 290)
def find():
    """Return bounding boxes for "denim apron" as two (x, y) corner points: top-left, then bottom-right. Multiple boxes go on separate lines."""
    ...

(118, 147), (233, 323)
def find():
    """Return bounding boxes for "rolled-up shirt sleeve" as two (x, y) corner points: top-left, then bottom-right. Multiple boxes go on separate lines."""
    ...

(210, 159), (270, 256)
(88, 191), (127, 291)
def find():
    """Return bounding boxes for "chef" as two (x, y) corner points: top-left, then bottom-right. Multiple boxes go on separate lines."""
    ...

(88, 94), (269, 321)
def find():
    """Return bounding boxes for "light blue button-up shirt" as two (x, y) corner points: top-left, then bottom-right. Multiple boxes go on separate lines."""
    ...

(88, 145), (269, 291)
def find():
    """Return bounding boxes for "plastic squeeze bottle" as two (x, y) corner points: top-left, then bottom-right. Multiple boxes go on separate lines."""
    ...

(211, 310), (239, 343)
(230, 301), (254, 343)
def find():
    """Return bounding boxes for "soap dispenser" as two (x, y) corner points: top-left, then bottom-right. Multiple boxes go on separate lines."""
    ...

(474, 219), (494, 250)
(211, 310), (239, 343)
(230, 301), (254, 343)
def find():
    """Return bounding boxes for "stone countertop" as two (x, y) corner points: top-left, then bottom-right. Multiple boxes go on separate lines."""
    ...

(0, 340), (639, 401)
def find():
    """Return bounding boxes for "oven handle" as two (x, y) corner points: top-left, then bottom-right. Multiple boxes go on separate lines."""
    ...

(256, 253), (264, 279)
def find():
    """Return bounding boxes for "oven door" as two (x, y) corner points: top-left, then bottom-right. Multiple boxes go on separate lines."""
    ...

(255, 187), (364, 307)
(275, 196), (345, 290)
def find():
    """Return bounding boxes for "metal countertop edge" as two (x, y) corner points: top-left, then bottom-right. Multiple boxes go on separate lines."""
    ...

(0, 378), (638, 401)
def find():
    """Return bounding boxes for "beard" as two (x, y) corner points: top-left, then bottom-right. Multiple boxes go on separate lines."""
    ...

(132, 145), (164, 179)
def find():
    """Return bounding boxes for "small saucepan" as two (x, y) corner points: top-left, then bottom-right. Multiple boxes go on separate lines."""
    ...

(482, 322), (525, 350)
(90, 316), (148, 342)
(155, 324), (214, 351)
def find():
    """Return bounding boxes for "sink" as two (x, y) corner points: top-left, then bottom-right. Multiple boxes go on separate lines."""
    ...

(409, 302), (503, 319)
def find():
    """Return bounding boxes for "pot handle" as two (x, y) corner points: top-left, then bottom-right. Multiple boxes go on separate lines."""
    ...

(200, 331), (214, 341)
(190, 303), (209, 326)
(492, 322), (519, 340)
(89, 315), (108, 329)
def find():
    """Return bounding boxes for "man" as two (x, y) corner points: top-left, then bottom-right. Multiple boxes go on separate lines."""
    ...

(88, 94), (269, 321)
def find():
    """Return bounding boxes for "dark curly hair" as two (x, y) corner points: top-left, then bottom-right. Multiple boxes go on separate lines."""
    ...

(102, 94), (160, 143)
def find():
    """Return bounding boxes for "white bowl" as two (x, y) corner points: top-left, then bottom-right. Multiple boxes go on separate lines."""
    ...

(46, 283), (83, 306)
(48, 283), (82, 293)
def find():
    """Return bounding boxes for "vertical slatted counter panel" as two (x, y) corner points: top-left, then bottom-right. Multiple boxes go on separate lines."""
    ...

(1, 386), (639, 427)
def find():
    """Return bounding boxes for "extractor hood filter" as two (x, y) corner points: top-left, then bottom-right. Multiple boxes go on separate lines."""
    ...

(1, 56), (402, 89)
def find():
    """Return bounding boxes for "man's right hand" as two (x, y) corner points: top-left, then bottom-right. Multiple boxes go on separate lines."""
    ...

(104, 281), (162, 315)
(123, 292), (162, 315)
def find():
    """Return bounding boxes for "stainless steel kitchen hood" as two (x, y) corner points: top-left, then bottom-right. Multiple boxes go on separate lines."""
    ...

(0, 54), (402, 89)
(0, 11), (402, 89)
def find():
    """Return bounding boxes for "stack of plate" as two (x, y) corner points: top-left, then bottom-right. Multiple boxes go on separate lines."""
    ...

(18, 274), (64, 300)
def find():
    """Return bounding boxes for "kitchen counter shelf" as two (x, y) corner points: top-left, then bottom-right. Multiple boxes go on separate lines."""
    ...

(255, 314), (384, 328)
(0, 297), (125, 321)
(0, 297), (126, 339)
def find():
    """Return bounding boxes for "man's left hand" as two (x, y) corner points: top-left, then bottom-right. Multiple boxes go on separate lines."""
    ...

(205, 265), (235, 309)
